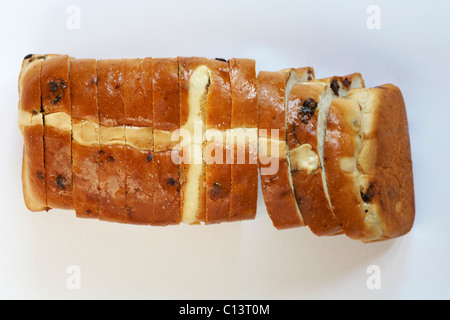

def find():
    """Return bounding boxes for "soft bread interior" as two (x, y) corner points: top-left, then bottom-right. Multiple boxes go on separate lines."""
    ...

(345, 89), (382, 241)
(317, 76), (364, 208)
(284, 69), (314, 218)
(180, 65), (211, 224)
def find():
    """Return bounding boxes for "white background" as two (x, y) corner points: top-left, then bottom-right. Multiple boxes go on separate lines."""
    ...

(0, 0), (448, 300)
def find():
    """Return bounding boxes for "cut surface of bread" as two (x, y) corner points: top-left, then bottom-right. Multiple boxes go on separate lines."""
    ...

(41, 54), (74, 210)
(228, 58), (258, 222)
(123, 57), (154, 225)
(205, 59), (232, 224)
(18, 55), (47, 211)
(179, 56), (210, 224)
(287, 74), (364, 235)
(70, 58), (100, 219)
(257, 67), (314, 229)
(324, 84), (415, 242)
(152, 58), (180, 226)
(97, 59), (127, 223)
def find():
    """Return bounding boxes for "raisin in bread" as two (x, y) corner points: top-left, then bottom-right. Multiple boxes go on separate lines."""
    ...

(70, 58), (100, 219)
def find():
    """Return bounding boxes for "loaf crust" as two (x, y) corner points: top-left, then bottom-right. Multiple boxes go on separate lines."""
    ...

(152, 58), (180, 225)
(205, 59), (232, 224)
(123, 58), (154, 225)
(324, 84), (415, 242)
(257, 68), (314, 229)
(19, 55), (47, 211)
(228, 58), (258, 222)
(97, 59), (127, 223)
(41, 54), (73, 210)
(70, 58), (100, 219)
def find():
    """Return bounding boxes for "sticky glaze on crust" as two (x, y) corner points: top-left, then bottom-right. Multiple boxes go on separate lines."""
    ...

(123, 58), (154, 225)
(228, 58), (258, 222)
(19, 55), (47, 211)
(204, 58), (232, 224)
(41, 54), (73, 210)
(152, 58), (180, 226)
(70, 58), (100, 219)
(97, 59), (127, 223)
(257, 67), (314, 229)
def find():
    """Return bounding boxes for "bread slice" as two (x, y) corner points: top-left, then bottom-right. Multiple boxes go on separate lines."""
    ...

(257, 67), (314, 229)
(18, 54), (48, 212)
(152, 58), (181, 226)
(123, 57), (154, 225)
(41, 54), (74, 210)
(70, 58), (100, 219)
(228, 58), (258, 222)
(97, 59), (127, 223)
(287, 74), (364, 235)
(324, 84), (415, 242)
(178, 57), (210, 224)
(204, 58), (232, 224)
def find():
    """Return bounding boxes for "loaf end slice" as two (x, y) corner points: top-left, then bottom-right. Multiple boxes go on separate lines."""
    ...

(324, 84), (415, 242)
(19, 55), (48, 211)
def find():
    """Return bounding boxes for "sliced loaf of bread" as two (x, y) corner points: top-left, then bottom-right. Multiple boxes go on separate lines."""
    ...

(257, 67), (314, 229)
(287, 74), (364, 235)
(70, 58), (100, 219)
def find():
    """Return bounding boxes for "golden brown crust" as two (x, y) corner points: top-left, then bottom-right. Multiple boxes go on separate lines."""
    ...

(98, 145), (127, 223)
(41, 54), (73, 209)
(153, 58), (179, 132)
(123, 58), (153, 127)
(19, 55), (47, 211)
(257, 70), (306, 229)
(19, 55), (45, 115)
(287, 78), (338, 235)
(205, 59), (232, 224)
(97, 59), (125, 127)
(229, 58), (258, 221)
(287, 74), (364, 236)
(123, 58), (154, 224)
(324, 84), (415, 242)
(153, 150), (180, 225)
(97, 59), (127, 222)
(70, 58), (100, 218)
(125, 148), (154, 224)
(44, 126), (74, 209)
(22, 126), (47, 211)
(70, 59), (99, 122)
(152, 58), (180, 225)
(229, 58), (258, 128)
